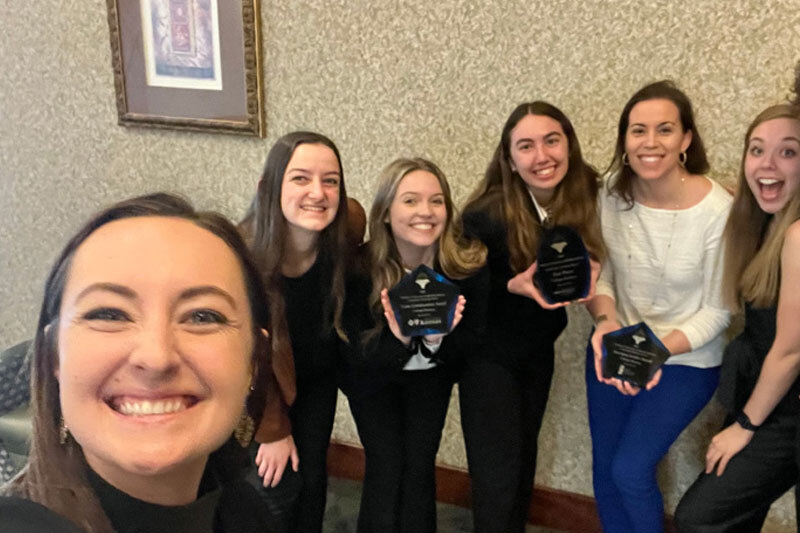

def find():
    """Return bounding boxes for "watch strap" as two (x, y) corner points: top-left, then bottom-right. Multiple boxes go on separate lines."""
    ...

(736, 411), (760, 431)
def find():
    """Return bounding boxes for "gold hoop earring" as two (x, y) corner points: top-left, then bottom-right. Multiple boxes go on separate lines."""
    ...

(622, 153), (630, 166)
(234, 409), (255, 447)
(59, 416), (69, 445)
(679, 151), (687, 166)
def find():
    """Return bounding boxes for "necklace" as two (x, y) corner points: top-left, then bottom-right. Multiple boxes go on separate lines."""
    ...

(624, 205), (680, 312)
(636, 175), (686, 210)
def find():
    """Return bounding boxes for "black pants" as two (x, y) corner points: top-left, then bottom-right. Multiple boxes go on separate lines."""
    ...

(246, 376), (338, 533)
(458, 352), (554, 533)
(675, 413), (800, 532)
(349, 367), (454, 533)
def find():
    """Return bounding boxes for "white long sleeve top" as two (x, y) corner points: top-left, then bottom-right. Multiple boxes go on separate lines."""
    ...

(596, 177), (733, 368)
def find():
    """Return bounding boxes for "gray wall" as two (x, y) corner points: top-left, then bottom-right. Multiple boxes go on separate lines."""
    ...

(1, 0), (797, 529)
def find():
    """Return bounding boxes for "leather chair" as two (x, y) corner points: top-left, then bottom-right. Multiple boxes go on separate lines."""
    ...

(0, 339), (33, 480)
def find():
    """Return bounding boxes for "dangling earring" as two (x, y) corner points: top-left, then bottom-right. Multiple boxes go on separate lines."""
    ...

(59, 416), (69, 445)
(234, 409), (255, 447)
(622, 152), (630, 166)
(679, 151), (687, 167)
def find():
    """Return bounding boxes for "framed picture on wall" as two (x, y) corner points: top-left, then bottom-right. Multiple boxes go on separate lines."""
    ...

(106, 0), (265, 137)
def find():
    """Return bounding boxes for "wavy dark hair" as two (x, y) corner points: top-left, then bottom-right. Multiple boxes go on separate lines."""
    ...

(1, 193), (271, 532)
(606, 80), (710, 207)
(465, 101), (605, 273)
(240, 132), (350, 362)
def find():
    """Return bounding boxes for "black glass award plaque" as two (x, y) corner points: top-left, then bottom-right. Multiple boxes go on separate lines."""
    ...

(533, 225), (591, 304)
(602, 322), (670, 388)
(388, 265), (460, 337)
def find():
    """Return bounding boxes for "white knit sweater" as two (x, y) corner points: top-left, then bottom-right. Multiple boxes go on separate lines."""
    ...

(596, 178), (733, 368)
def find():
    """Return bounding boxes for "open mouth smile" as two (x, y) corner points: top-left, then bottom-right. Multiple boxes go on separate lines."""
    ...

(410, 223), (435, 230)
(756, 177), (784, 201)
(532, 166), (556, 177)
(106, 396), (199, 417)
(637, 155), (664, 164)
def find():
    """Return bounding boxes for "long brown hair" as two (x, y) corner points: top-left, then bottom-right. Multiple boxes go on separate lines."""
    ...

(240, 131), (350, 357)
(607, 80), (710, 208)
(367, 157), (486, 330)
(722, 104), (800, 310)
(465, 101), (604, 273)
(1, 193), (271, 532)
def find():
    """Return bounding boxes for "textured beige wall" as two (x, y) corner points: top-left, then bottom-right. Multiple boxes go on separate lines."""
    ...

(1, 0), (798, 529)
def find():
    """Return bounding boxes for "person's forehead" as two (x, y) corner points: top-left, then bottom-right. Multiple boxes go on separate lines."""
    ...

(65, 216), (246, 295)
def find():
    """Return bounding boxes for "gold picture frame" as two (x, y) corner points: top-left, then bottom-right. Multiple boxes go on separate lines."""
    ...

(106, 0), (265, 137)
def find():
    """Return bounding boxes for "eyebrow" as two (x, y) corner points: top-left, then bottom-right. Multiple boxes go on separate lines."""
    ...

(74, 283), (237, 310)
(75, 282), (137, 303)
(179, 286), (238, 309)
(286, 167), (341, 177)
(749, 136), (800, 144)
(629, 121), (677, 128)
(515, 131), (562, 145)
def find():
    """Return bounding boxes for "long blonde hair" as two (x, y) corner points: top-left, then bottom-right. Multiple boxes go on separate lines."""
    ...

(465, 102), (604, 273)
(722, 104), (800, 310)
(367, 158), (486, 326)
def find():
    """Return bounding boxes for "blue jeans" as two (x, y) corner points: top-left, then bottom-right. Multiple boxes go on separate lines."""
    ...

(585, 344), (719, 533)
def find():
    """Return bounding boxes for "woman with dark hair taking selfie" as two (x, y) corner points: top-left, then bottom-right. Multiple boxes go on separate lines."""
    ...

(0, 193), (274, 532)
(239, 131), (350, 533)
(460, 101), (604, 533)
(585, 81), (731, 533)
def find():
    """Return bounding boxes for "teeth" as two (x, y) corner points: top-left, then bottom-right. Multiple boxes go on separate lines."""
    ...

(411, 224), (433, 230)
(758, 178), (779, 185)
(302, 206), (325, 211)
(534, 167), (555, 176)
(640, 156), (661, 163)
(115, 398), (188, 416)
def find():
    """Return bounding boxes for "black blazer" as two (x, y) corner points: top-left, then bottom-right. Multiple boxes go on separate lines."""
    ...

(338, 249), (490, 400)
(462, 194), (568, 371)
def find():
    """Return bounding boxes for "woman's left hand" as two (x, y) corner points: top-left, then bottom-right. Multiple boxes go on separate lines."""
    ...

(704, 423), (754, 476)
(507, 262), (568, 310)
(608, 368), (662, 396)
(507, 258), (600, 308)
(423, 295), (466, 344)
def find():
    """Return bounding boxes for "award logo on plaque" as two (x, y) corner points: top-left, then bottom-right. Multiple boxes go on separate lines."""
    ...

(602, 322), (670, 388)
(388, 264), (460, 337)
(533, 225), (591, 304)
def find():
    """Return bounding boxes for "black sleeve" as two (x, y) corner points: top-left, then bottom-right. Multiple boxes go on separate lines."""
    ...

(462, 205), (505, 253)
(338, 272), (411, 377)
(433, 264), (490, 366)
(0, 497), (84, 533)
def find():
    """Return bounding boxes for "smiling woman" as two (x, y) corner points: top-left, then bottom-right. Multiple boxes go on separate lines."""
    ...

(585, 81), (732, 533)
(238, 131), (351, 533)
(338, 157), (488, 532)
(0, 193), (274, 533)
(459, 102), (603, 533)
(675, 104), (800, 531)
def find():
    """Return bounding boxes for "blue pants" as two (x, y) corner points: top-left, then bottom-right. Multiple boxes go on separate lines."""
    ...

(585, 345), (719, 533)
